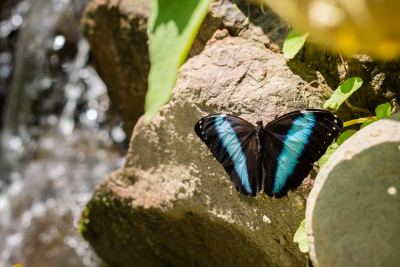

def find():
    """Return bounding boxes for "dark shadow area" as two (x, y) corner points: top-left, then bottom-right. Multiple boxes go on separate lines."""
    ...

(83, 198), (279, 267)
(345, 57), (400, 114)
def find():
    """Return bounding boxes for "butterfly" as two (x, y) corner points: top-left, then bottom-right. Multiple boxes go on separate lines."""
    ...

(194, 109), (343, 198)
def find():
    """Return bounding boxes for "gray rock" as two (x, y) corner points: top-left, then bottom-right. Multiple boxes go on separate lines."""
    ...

(306, 112), (400, 267)
(80, 34), (324, 267)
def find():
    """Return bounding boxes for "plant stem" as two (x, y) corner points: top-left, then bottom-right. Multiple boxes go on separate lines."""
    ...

(343, 117), (377, 127)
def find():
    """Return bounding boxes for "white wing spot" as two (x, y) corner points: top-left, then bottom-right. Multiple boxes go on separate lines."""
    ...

(324, 141), (326, 144)
(199, 120), (202, 124)
(334, 115), (338, 118)
(202, 131), (204, 135)
(333, 127), (336, 130)
(199, 125), (202, 129)
(328, 133), (331, 136)
(205, 137), (207, 140)
(334, 119), (338, 123)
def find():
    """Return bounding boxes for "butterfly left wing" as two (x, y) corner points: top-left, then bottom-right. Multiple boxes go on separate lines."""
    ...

(262, 109), (343, 198)
(194, 114), (262, 197)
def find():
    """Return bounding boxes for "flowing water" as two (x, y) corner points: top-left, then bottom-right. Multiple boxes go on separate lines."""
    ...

(0, 0), (127, 266)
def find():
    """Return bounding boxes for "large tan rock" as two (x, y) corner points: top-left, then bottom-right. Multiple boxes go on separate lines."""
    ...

(306, 113), (400, 267)
(80, 0), (292, 137)
(80, 34), (325, 267)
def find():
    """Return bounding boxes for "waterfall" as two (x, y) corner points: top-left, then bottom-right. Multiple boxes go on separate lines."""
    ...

(0, 0), (126, 266)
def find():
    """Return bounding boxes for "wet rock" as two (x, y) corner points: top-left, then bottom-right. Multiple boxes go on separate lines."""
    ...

(80, 34), (325, 267)
(306, 112), (400, 267)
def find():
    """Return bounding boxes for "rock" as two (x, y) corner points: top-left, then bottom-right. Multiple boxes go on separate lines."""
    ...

(80, 35), (324, 267)
(81, 0), (151, 137)
(80, 0), (291, 137)
(306, 112), (400, 267)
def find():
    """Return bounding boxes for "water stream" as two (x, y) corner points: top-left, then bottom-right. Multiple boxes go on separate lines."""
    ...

(0, 0), (126, 266)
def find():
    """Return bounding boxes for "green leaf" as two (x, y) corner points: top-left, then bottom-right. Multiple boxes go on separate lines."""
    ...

(375, 102), (391, 120)
(283, 29), (310, 59)
(323, 77), (363, 111)
(360, 119), (375, 129)
(337, 130), (357, 146)
(145, 0), (212, 123)
(294, 219), (309, 253)
(319, 143), (339, 169)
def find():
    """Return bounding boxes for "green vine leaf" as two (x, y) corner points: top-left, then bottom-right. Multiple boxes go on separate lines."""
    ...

(319, 143), (338, 169)
(294, 219), (309, 253)
(375, 102), (391, 120)
(145, 0), (212, 123)
(337, 130), (357, 146)
(283, 29), (310, 59)
(323, 77), (363, 111)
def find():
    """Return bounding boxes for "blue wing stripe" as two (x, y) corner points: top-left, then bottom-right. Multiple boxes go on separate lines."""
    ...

(214, 115), (252, 193)
(273, 113), (315, 193)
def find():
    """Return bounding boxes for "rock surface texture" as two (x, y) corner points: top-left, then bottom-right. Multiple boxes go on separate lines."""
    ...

(306, 112), (400, 267)
(80, 0), (292, 137)
(80, 35), (319, 267)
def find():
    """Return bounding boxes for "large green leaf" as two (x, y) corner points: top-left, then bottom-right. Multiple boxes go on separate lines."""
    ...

(294, 219), (309, 253)
(375, 102), (391, 120)
(283, 29), (309, 59)
(319, 143), (339, 169)
(323, 77), (363, 111)
(145, 0), (212, 123)
(337, 130), (357, 146)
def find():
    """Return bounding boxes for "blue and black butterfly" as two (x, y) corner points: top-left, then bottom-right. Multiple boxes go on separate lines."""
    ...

(194, 109), (343, 198)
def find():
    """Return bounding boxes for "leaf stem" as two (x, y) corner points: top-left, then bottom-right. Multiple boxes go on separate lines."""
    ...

(343, 117), (377, 127)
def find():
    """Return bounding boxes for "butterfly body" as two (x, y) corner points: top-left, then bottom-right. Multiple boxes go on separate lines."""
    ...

(194, 110), (343, 198)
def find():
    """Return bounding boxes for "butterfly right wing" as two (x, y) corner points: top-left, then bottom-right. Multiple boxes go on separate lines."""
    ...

(194, 114), (262, 197)
(262, 109), (343, 198)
